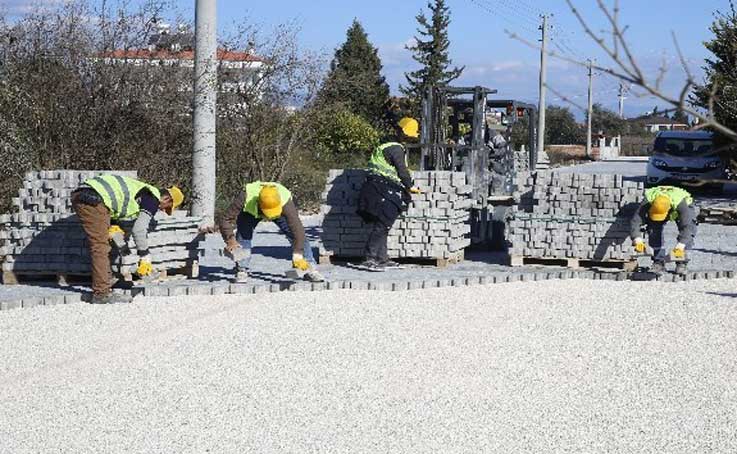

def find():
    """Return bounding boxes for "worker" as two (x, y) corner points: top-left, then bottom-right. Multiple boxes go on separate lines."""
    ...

(356, 117), (421, 271)
(71, 174), (184, 304)
(630, 185), (697, 274)
(219, 181), (323, 283)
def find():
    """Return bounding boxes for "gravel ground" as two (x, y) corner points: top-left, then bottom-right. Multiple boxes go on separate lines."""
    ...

(2, 279), (737, 453)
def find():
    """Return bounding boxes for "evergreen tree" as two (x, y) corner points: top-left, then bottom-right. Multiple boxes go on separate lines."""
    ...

(694, 2), (737, 148)
(400, 0), (464, 112)
(319, 19), (390, 128)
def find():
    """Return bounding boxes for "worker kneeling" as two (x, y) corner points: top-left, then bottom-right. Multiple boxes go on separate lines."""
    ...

(630, 185), (697, 275)
(72, 174), (184, 304)
(356, 117), (421, 271)
(219, 182), (323, 283)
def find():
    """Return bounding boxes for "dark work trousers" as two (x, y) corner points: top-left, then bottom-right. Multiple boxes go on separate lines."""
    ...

(234, 212), (315, 270)
(648, 220), (697, 263)
(364, 220), (391, 262)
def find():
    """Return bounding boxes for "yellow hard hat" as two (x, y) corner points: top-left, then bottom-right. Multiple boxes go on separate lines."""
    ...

(259, 185), (282, 219)
(165, 186), (184, 215)
(649, 194), (671, 222)
(398, 117), (419, 139)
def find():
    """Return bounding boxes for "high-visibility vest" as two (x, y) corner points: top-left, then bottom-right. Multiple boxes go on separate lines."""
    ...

(243, 181), (292, 219)
(368, 142), (407, 184)
(645, 186), (693, 221)
(84, 175), (161, 220)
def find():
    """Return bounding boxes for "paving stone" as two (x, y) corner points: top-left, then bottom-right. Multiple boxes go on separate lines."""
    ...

(167, 286), (188, 297)
(1, 300), (22, 311)
(21, 297), (42, 308)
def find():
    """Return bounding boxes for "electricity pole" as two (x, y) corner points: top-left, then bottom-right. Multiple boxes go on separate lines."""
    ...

(192, 0), (218, 224)
(618, 82), (627, 119)
(586, 59), (594, 158)
(537, 14), (549, 157)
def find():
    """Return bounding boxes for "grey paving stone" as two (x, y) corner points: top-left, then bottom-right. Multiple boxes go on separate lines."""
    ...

(21, 297), (42, 308)
(1, 300), (22, 311)
(167, 286), (188, 297)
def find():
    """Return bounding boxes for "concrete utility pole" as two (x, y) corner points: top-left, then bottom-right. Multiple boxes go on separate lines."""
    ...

(192, 0), (218, 224)
(586, 59), (594, 158)
(618, 82), (627, 119)
(537, 14), (549, 157)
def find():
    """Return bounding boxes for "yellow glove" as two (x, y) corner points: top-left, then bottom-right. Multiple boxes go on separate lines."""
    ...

(672, 243), (686, 259)
(108, 225), (125, 238)
(292, 253), (310, 271)
(409, 187), (422, 194)
(137, 256), (153, 277)
(632, 238), (645, 254)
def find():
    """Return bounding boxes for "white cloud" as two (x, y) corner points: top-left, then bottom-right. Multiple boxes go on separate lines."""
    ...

(1, 0), (61, 17)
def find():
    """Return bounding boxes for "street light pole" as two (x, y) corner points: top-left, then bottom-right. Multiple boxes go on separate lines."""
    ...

(192, 0), (217, 224)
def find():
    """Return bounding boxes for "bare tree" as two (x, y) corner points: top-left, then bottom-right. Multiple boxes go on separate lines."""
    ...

(506, 0), (737, 143)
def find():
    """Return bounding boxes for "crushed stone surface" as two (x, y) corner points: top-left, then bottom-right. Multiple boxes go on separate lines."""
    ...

(1, 279), (737, 452)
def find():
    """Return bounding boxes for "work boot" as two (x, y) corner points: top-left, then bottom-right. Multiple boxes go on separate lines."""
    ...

(378, 259), (402, 269)
(651, 261), (666, 274)
(90, 292), (132, 305)
(304, 270), (325, 282)
(675, 262), (688, 275)
(358, 259), (385, 272)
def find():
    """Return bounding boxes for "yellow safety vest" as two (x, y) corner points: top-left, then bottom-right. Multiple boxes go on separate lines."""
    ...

(368, 142), (407, 183)
(85, 175), (160, 220)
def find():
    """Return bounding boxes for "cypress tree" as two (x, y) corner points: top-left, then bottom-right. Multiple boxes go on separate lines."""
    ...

(319, 19), (390, 127)
(400, 0), (464, 113)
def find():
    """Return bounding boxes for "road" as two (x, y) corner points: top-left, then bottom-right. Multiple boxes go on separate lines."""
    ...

(1, 279), (736, 452)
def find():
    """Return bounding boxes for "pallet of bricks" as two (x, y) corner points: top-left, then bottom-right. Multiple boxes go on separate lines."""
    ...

(0, 170), (203, 284)
(320, 169), (473, 266)
(506, 171), (643, 270)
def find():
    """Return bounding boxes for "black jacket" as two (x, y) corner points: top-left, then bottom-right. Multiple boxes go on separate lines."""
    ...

(357, 144), (413, 226)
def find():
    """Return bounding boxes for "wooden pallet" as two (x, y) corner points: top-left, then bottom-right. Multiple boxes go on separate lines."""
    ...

(507, 255), (637, 271)
(320, 252), (464, 268)
(2, 261), (200, 286)
(1, 271), (91, 286)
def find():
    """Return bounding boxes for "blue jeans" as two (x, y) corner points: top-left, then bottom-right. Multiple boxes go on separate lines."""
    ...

(235, 212), (315, 271)
(647, 220), (696, 263)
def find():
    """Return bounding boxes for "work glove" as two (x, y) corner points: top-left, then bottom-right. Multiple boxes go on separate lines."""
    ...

(292, 253), (310, 271)
(108, 225), (130, 255)
(672, 243), (686, 259)
(137, 255), (153, 277)
(633, 237), (646, 254)
(409, 187), (422, 194)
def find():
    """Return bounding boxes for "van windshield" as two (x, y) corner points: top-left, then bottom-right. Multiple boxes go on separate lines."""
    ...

(653, 137), (713, 156)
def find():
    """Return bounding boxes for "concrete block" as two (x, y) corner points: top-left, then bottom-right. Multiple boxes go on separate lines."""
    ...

(64, 293), (82, 304)
(210, 284), (230, 295)
(229, 283), (253, 294)
(0, 300), (22, 311)
(21, 297), (42, 308)
(186, 285), (212, 296)
(167, 286), (188, 297)
(43, 295), (65, 306)
(311, 282), (327, 292)
(143, 286), (169, 297)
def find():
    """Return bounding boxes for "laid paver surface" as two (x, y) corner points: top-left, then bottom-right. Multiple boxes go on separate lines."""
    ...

(1, 279), (736, 452)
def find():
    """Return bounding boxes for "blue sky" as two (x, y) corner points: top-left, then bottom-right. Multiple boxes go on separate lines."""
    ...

(4, 0), (728, 117)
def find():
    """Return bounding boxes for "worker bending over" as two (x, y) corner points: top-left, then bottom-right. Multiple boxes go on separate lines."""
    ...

(219, 182), (323, 283)
(356, 117), (421, 271)
(630, 185), (697, 274)
(72, 174), (184, 304)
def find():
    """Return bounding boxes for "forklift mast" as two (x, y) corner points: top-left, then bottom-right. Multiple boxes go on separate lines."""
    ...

(419, 85), (539, 246)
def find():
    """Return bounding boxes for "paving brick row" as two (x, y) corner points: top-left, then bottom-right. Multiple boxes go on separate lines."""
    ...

(1, 270), (735, 312)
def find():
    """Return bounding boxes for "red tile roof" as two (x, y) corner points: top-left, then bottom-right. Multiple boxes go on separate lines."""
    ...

(101, 48), (264, 62)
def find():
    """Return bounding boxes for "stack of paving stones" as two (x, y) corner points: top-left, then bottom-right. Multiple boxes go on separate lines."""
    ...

(320, 169), (473, 262)
(0, 170), (202, 282)
(507, 171), (644, 262)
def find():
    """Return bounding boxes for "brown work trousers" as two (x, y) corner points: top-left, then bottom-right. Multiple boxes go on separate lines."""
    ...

(71, 192), (111, 296)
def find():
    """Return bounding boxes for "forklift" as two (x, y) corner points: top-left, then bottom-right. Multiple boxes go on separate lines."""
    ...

(418, 85), (538, 248)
